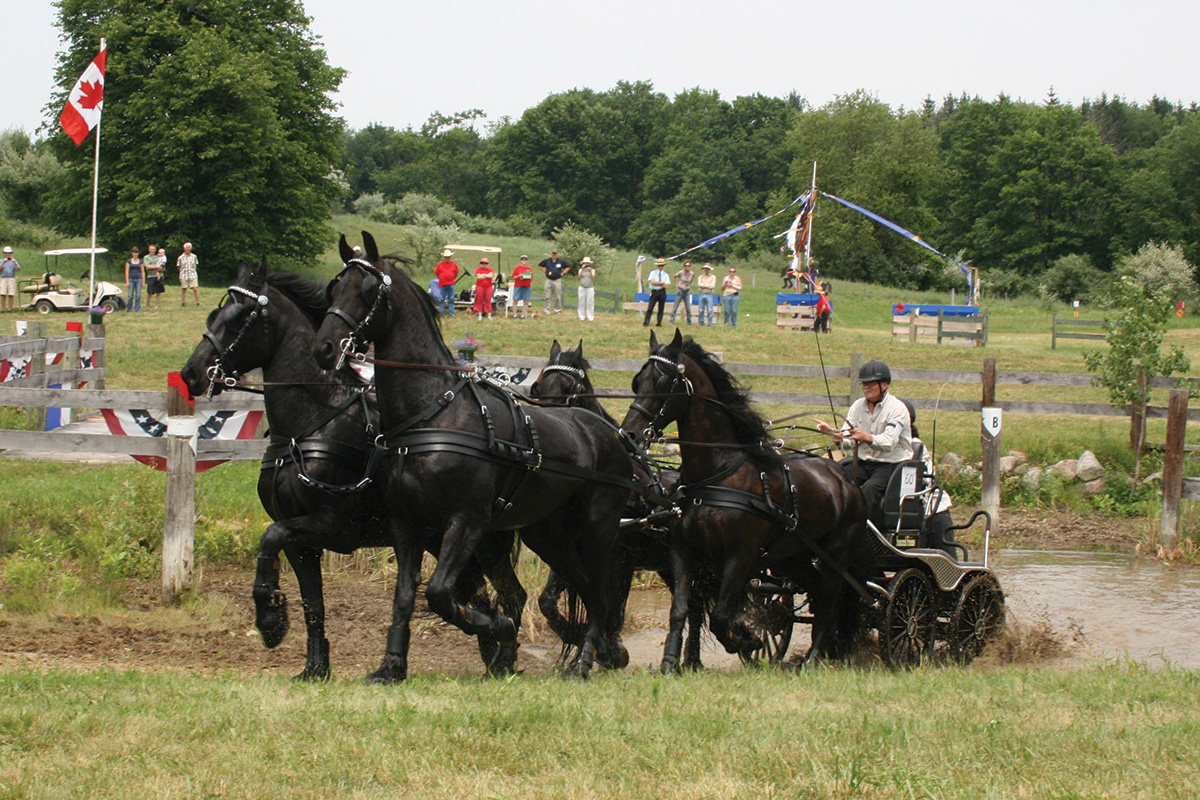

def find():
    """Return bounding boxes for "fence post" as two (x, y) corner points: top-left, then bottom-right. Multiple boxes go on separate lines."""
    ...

(980, 358), (1001, 529)
(1160, 388), (1189, 550)
(86, 321), (105, 390)
(24, 321), (47, 430)
(1052, 314), (1058, 349)
(162, 373), (196, 601)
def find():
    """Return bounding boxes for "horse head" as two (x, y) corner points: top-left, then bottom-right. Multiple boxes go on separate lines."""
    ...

(314, 231), (394, 371)
(181, 257), (275, 398)
(620, 328), (694, 446)
(530, 338), (591, 406)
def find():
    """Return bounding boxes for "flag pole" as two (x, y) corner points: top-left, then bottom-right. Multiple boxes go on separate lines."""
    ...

(87, 37), (105, 308)
(805, 161), (816, 269)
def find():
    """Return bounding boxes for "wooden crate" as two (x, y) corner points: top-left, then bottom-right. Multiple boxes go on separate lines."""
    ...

(777, 303), (820, 331)
(892, 312), (987, 346)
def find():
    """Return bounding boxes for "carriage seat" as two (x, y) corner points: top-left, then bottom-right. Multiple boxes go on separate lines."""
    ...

(21, 273), (64, 294)
(880, 444), (932, 549)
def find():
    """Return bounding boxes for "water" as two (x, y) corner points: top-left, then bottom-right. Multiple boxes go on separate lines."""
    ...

(992, 549), (1200, 669)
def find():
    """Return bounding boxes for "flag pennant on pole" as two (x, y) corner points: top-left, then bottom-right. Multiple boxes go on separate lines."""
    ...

(666, 193), (809, 262)
(60, 46), (107, 146)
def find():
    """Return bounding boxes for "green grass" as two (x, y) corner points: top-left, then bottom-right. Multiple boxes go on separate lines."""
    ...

(1, 663), (1198, 799)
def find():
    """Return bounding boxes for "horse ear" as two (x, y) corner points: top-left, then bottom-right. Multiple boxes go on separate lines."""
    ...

(362, 231), (379, 261)
(258, 256), (270, 277)
(576, 339), (584, 357)
(338, 235), (354, 263)
(670, 328), (684, 351)
(549, 339), (561, 360)
(649, 330), (659, 350)
(237, 260), (253, 280)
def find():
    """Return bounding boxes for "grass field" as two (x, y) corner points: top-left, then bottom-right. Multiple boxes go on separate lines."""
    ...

(1, 662), (1198, 799)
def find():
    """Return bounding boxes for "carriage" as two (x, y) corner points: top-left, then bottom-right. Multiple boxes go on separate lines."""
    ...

(745, 461), (1004, 668)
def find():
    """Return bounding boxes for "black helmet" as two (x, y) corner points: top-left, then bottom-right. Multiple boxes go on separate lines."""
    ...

(901, 399), (915, 424)
(858, 359), (891, 384)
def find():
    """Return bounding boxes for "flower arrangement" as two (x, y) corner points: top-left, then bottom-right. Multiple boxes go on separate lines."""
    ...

(451, 332), (485, 363)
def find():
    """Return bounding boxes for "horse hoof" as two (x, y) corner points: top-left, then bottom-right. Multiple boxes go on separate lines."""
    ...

(489, 614), (517, 645)
(487, 644), (520, 677)
(254, 595), (289, 649)
(607, 642), (630, 670)
(659, 658), (682, 676)
(293, 665), (331, 682)
(364, 666), (406, 685)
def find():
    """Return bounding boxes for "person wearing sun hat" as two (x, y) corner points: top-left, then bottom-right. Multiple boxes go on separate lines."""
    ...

(695, 263), (716, 326)
(473, 256), (496, 319)
(0, 247), (20, 313)
(434, 248), (459, 317)
(576, 256), (597, 322)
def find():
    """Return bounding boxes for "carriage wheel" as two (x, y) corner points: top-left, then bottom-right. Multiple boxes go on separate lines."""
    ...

(950, 574), (1006, 664)
(881, 568), (936, 669)
(738, 591), (798, 666)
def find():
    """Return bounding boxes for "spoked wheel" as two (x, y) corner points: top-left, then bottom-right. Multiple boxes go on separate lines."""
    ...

(951, 573), (1006, 664)
(738, 591), (799, 666)
(881, 568), (937, 669)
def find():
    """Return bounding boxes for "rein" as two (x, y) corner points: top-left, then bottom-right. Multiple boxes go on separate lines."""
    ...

(203, 283), (271, 397)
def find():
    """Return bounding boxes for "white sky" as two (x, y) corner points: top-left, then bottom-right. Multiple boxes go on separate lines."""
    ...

(5, 0), (1199, 137)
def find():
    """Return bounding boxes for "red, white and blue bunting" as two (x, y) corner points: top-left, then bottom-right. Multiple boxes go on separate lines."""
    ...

(101, 406), (263, 472)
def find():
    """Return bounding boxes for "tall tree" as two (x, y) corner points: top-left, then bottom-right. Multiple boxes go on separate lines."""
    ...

(47, 0), (345, 279)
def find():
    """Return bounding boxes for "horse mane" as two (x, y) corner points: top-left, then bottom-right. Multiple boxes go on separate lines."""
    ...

(378, 256), (455, 361)
(263, 271), (329, 329)
(678, 337), (778, 457)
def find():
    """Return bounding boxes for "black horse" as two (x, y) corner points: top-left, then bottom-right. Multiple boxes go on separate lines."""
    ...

(529, 339), (714, 669)
(313, 232), (632, 681)
(621, 329), (873, 672)
(180, 259), (526, 680)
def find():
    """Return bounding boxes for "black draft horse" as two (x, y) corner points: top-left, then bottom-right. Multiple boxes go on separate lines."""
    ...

(620, 329), (873, 672)
(313, 232), (631, 680)
(529, 340), (709, 669)
(180, 259), (526, 680)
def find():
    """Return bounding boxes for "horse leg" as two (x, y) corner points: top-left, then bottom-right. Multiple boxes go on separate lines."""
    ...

(659, 547), (693, 674)
(708, 559), (761, 659)
(604, 553), (635, 671)
(682, 593), (706, 671)
(426, 521), (516, 645)
(537, 571), (579, 649)
(368, 521), (423, 685)
(253, 522), (292, 649)
(479, 533), (526, 676)
(282, 542), (330, 681)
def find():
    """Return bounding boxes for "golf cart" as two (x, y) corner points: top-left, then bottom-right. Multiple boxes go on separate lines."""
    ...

(21, 248), (125, 314)
(445, 244), (511, 315)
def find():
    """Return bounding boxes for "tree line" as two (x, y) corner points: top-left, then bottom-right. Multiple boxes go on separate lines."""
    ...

(2, 1), (1197, 293)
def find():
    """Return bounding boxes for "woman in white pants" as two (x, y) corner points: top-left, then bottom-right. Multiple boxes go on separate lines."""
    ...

(576, 256), (596, 322)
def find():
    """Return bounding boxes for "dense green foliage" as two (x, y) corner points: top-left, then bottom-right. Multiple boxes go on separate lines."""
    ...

(44, 0), (345, 280)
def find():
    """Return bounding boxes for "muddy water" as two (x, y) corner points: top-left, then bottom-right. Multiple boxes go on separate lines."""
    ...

(542, 551), (1200, 672)
(992, 549), (1200, 669)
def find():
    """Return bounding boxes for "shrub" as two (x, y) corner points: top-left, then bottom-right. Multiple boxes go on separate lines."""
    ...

(1117, 241), (1199, 310)
(1040, 254), (1106, 305)
(551, 221), (617, 275)
(352, 192), (386, 217)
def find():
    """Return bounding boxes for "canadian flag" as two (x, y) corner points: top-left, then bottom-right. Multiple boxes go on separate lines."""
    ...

(60, 45), (107, 146)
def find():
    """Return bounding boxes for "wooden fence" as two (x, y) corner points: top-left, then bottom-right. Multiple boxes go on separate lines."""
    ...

(1052, 314), (1107, 349)
(4, 345), (1199, 596)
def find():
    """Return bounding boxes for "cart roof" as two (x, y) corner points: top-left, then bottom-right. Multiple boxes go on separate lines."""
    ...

(444, 244), (501, 253)
(43, 248), (109, 256)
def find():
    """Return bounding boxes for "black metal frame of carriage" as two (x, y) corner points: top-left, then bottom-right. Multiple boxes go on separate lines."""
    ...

(742, 456), (1006, 669)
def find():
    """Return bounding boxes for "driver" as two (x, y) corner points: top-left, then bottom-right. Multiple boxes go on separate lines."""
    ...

(815, 359), (913, 529)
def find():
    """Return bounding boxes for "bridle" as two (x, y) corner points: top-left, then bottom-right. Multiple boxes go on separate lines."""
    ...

(531, 364), (588, 405)
(626, 353), (693, 441)
(325, 257), (392, 370)
(202, 283), (271, 398)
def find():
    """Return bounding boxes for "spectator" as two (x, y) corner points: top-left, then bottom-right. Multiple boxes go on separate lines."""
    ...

(815, 285), (831, 333)
(473, 257), (495, 319)
(124, 246), (144, 312)
(511, 255), (533, 319)
(721, 266), (742, 327)
(539, 249), (570, 315)
(670, 259), (694, 325)
(576, 256), (596, 322)
(695, 263), (716, 326)
(145, 244), (165, 309)
(0, 247), (20, 313)
(177, 242), (200, 307)
(434, 249), (459, 317)
(643, 257), (669, 327)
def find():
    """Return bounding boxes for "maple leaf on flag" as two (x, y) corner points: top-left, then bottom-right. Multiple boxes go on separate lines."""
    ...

(77, 80), (104, 110)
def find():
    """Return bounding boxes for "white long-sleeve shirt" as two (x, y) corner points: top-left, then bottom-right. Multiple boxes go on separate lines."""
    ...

(839, 392), (913, 463)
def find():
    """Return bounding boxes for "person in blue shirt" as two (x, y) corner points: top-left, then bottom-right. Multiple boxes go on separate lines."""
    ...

(538, 250), (571, 315)
(643, 257), (670, 327)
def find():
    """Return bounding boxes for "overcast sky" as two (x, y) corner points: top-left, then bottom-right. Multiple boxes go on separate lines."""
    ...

(6, 0), (1199, 138)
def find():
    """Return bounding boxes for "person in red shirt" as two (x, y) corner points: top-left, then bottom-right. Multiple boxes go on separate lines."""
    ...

(434, 249), (459, 317)
(511, 255), (534, 319)
(473, 257), (496, 319)
(815, 286), (832, 333)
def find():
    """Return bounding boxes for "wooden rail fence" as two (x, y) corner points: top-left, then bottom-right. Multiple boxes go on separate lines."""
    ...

(4, 345), (1199, 596)
(1052, 314), (1107, 349)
